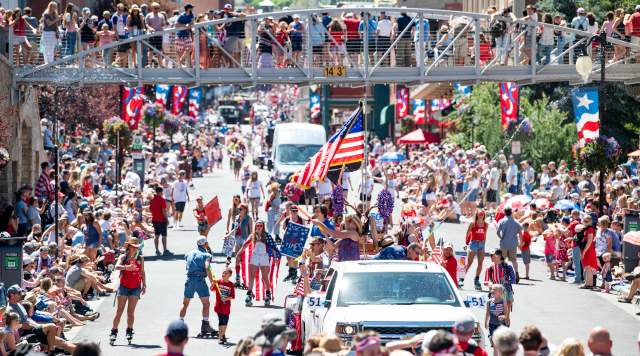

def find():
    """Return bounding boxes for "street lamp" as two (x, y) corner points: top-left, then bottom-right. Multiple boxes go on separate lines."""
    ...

(575, 32), (607, 213)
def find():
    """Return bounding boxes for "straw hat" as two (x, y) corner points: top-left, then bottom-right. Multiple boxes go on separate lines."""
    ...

(124, 238), (141, 249)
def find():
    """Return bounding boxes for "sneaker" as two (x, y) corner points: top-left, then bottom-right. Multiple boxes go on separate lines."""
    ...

(163, 250), (172, 256)
(155, 249), (161, 256)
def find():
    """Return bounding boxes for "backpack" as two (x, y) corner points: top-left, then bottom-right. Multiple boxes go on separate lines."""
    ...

(490, 20), (507, 37)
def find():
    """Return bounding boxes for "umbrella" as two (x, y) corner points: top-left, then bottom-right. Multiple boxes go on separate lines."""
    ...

(555, 199), (580, 211)
(380, 152), (406, 163)
(397, 129), (441, 145)
(495, 195), (532, 221)
(623, 231), (640, 246)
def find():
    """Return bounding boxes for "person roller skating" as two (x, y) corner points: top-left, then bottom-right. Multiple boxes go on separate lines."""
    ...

(110, 238), (146, 346)
(179, 237), (219, 338)
(236, 220), (281, 307)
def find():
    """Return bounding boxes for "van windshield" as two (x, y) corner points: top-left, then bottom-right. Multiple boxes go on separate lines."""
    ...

(277, 144), (322, 165)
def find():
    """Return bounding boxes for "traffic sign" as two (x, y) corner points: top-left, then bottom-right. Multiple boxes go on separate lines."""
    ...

(132, 135), (144, 151)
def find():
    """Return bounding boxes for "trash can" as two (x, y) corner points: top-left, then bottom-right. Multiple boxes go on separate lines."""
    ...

(0, 237), (26, 287)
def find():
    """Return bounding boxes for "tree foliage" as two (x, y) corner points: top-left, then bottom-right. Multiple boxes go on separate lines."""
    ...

(38, 85), (120, 130)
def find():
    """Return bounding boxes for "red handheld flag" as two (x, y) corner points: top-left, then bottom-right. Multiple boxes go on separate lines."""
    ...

(204, 196), (222, 226)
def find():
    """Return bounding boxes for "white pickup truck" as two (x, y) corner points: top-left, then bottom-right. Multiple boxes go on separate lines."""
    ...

(287, 260), (484, 347)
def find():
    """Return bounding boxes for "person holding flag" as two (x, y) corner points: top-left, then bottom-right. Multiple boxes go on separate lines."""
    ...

(213, 267), (235, 345)
(179, 237), (218, 339)
(110, 238), (146, 345)
(235, 220), (281, 307)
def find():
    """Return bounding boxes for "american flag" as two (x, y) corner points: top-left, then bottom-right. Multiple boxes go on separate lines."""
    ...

(499, 82), (519, 129)
(155, 84), (170, 109)
(240, 235), (281, 301)
(413, 99), (426, 124)
(571, 87), (600, 147)
(121, 86), (144, 129)
(171, 85), (187, 115)
(293, 276), (308, 296)
(427, 246), (442, 265)
(187, 87), (203, 118)
(429, 98), (452, 112)
(292, 105), (363, 188)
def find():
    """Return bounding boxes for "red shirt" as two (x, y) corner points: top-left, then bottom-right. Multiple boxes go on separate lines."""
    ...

(568, 220), (579, 248)
(457, 340), (488, 356)
(630, 12), (640, 37)
(520, 231), (531, 251)
(442, 255), (457, 282)
(150, 194), (167, 223)
(343, 18), (360, 40)
(466, 222), (487, 244)
(214, 279), (235, 315)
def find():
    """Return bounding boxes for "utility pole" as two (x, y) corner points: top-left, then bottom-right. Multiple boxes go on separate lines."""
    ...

(513, 0), (525, 17)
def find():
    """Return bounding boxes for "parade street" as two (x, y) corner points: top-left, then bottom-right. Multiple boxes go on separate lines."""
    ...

(67, 167), (639, 355)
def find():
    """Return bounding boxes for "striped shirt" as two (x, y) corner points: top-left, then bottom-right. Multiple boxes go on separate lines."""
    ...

(484, 262), (516, 293)
(34, 172), (52, 201)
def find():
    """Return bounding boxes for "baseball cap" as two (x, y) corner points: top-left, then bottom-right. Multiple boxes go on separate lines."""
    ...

(22, 256), (34, 266)
(184, 3), (194, 9)
(443, 242), (453, 250)
(224, 3), (233, 9)
(636, 4), (640, 11)
(7, 284), (24, 295)
(490, 248), (503, 257)
(453, 314), (476, 335)
(197, 236), (208, 246)
(577, 7), (586, 14)
(165, 320), (189, 342)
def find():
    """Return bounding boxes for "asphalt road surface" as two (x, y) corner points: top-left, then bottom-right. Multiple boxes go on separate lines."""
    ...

(70, 167), (640, 355)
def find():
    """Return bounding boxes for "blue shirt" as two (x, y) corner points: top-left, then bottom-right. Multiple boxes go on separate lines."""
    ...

(359, 19), (377, 40)
(310, 218), (334, 239)
(496, 216), (521, 250)
(373, 245), (407, 260)
(185, 247), (212, 278)
(176, 12), (194, 38)
(15, 199), (28, 224)
(43, 127), (54, 149)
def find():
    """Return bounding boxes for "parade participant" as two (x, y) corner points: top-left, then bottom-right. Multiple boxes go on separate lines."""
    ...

(543, 229), (557, 280)
(453, 314), (488, 356)
(172, 171), (190, 229)
(81, 210), (102, 262)
(311, 214), (361, 262)
(579, 216), (599, 290)
(159, 320), (189, 356)
(179, 237), (218, 338)
(441, 242), (457, 284)
(265, 182), (282, 242)
(485, 284), (510, 346)
(110, 238), (146, 345)
(194, 195), (209, 236)
(232, 204), (253, 287)
(150, 186), (170, 256)
(245, 171), (265, 220)
(275, 203), (306, 283)
(484, 249), (516, 311)
(496, 207), (522, 282)
(235, 220), (281, 306)
(520, 221), (532, 280)
(226, 194), (242, 234)
(214, 268), (235, 345)
(465, 209), (488, 290)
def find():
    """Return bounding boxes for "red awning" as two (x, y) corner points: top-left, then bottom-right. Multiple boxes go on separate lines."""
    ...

(397, 129), (441, 145)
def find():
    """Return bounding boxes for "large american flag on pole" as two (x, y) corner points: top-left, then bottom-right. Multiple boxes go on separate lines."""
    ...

(292, 105), (364, 188)
(240, 236), (281, 301)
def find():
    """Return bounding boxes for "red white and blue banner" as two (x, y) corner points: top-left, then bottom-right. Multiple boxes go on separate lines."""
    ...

(571, 87), (600, 147)
(155, 84), (170, 109)
(396, 86), (409, 119)
(310, 89), (321, 116)
(187, 87), (203, 117)
(454, 82), (471, 96)
(429, 98), (452, 112)
(171, 85), (187, 115)
(121, 86), (144, 129)
(499, 82), (519, 129)
(413, 99), (426, 124)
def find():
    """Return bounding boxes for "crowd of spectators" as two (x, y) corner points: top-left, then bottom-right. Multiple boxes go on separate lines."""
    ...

(3, 3), (640, 70)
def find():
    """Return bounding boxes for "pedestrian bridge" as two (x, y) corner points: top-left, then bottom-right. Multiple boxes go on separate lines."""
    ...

(8, 7), (640, 87)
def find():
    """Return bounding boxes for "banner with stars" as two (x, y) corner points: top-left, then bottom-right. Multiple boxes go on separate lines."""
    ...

(571, 87), (600, 147)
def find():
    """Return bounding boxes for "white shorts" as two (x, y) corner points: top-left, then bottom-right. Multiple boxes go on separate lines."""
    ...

(14, 36), (28, 44)
(250, 252), (270, 267)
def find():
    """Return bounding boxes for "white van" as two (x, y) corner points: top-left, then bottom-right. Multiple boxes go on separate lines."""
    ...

(272, 123), (326, 186)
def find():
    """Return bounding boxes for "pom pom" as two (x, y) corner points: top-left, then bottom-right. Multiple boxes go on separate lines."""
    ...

(377, 189), (394, 218)
(332, 185), (344, 216)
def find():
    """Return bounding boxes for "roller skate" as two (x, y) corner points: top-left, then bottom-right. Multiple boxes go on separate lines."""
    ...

(109, 329), (117, 346)
(265, 289), (272, 306)
(245, 291), (254, 307)
(474, 277), (482, 291)
(196, 320), (218, 339)
(125, 328), (134, 345)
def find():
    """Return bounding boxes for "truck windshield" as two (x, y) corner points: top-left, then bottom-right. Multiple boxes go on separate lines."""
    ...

(277, 144), (322, 165)
(336, 272), (459, 306)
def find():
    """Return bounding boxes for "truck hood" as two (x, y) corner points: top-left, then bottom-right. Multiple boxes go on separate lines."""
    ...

(333, 304), (476, 324)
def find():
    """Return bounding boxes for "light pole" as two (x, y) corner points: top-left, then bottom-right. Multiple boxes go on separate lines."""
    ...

(575, 31), (607, 214)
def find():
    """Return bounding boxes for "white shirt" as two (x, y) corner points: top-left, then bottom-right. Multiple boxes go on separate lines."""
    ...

(247, 180), (262, 199)
(489, 167), (500, 190)
(506, 163), (518, 186)
(341, 171), (350, 190)
(377, 19), (393, 37)
(317, 179), (332, 196)
(172, 180), (189, 202)
(361, 177), (374, 195)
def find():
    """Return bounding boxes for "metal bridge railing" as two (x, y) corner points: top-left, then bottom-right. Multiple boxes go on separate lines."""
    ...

(7, 7), (640, 86)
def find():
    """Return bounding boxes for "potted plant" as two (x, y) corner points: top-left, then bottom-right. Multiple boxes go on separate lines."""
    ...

(103, 116), (132, 148)
(143, 103), (166, 152)
(579, 136), (621, 211)
(162, 114), (181, 139)
(0, 147), (9, 170)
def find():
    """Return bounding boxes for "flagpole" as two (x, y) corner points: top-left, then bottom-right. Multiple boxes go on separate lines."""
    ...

(362, 83), (369, 211)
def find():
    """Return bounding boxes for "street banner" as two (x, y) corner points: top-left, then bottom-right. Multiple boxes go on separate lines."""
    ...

(121, 86), (144, 129)
(413, 99), (426, 124)
(155, 84), (170, 109)
(396, 86), (409, 119)
(280, 222), (310, 258)
(430, 98), (452, 112)
(454, 82), (471, 96)
(571, 87), (600, 147)
(499, 82), (519, 129)
(310, 88), (320, 116)
(171, 85), (187, 115)
(204, 196), (222, 226)
(188, 87), (203, 117)
(132, 158), (145, 190)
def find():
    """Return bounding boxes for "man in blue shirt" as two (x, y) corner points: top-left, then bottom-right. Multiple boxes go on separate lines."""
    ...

(496, 207), (522, 282)
(309, 205), (334, 239)
(358, 12), (377, 63)
(179, 237), (218, 337)
(373, 238), (421, 260)
(15, 186), (32, 236)
(176, 3), (195, 67)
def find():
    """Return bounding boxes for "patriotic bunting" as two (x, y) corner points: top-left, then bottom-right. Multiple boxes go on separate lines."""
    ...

(188, 87), (203, 117)
(121, 86), (144, 129)
(413, 99), (426, 125)
(155, 84), (170, 109)
(429, 98), (452, 112)
(499, 82), (519, 129)
(396, 86), (409, 119)
(571, 87), (600, 147)
(310, 89), (320, 116)
(171, 85), (187, 115)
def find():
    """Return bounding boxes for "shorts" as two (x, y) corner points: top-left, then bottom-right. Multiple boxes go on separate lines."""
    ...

(466, 188), (478, 202)
(313, 45), (323, 54)
(346, 38), (362, 53)
(505, 290), (514, 302)
(360, 193), (372, 202)
(291, 38), (302, 51)
(118, 285), (142, 298)
(175, 201), (186, 213)
(149, 35), (163, 51)
(224, 36), (241, 53)
(184, 278), (210, 299)
(153, 222), (168, 236)
(488, 323), (502, 339)
(217, 313), (230, 326)
(487, 189), (498, 203)
(176, 36), (193, 51)
(86, 240), (100, 249)
(234, 236), (246, 250)
(521, 249), (531, 264)
(545, 254), (555, 264)
(469, 240), (485, 253)
(117, 36), (130, 52)
(197, 221), (209, 234)
(503, 248), (517, 262)
(13, 35), (28, 44)
(250, 252), (270, 267)
(22, 326), (48, 345)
